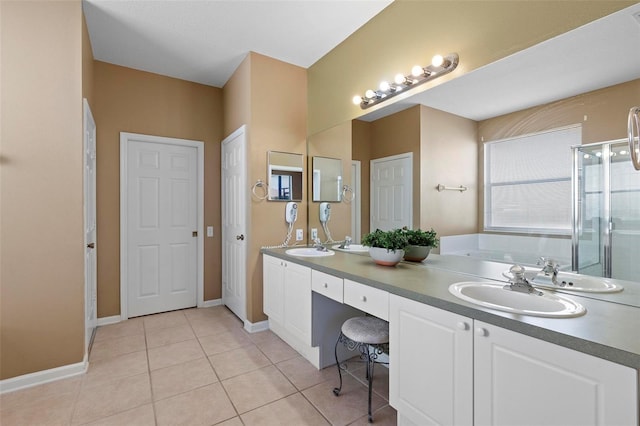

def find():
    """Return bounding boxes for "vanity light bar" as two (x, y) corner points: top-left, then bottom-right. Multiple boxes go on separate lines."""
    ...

(353, 53), (459, 109)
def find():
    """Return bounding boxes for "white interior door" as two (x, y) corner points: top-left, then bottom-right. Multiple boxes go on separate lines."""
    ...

(221, 126), (247, 322)
(83, 99), (97, 353)
(370, 153), (413, 231)
(122, 133), (201, 318)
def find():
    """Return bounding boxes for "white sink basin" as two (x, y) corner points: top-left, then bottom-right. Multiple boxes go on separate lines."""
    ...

(502, 268), (623, 293)
(331, 244), (369, 253)
(449, 282), (586, 318)
(285, 247), (335, 257)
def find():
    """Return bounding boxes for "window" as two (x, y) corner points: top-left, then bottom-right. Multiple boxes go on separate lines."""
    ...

(484, 125), (581, 234)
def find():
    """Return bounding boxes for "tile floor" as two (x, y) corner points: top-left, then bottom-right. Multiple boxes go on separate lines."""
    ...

(0, 306), (396, 425)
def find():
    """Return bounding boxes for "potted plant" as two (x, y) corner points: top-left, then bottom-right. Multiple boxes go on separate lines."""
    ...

(402, 227), (439, 262)
(361, 228), (409, 266)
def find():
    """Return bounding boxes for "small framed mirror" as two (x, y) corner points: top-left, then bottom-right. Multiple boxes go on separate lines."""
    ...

(312, 156), (343, 202)
(268, 151), (304, 201)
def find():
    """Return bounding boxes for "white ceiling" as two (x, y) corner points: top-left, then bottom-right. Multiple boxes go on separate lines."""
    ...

(84, 1), (640, 121)
(83, 0), (393, 88)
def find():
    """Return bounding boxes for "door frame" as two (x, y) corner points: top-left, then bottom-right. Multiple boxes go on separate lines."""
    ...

(351, 160), (362, 243)
(119, 132), (205, 320)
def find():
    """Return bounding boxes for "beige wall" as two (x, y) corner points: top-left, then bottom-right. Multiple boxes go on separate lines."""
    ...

(420, 106), (479, 242)
(308, 121), (352, 241)
(1, 0), (85, 379)
(223, 53), (308, 323)
(352, 120), (372, 237)
(93, 61), (224, 317)
(477, 79), (640, 232)
(307, 1), (634, 135)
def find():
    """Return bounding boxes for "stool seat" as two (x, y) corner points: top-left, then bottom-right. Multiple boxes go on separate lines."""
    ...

(341, 316), (389, 345)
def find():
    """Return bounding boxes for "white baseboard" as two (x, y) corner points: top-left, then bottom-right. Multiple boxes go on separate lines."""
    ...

(244, 319), (269, 333)
(200, 298), (222, 308)
(0, 354), (88, 394)
(97, 315), (121, 326)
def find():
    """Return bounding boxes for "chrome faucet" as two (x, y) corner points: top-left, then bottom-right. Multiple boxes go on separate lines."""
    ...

(504, 265), (543, 295)
(338, 236), (352, 249)
(536, 257), (562, 286)
(312, 238), (328, 252)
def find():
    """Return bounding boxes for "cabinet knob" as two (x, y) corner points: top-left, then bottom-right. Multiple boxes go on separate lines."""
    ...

(323, 283), (328, 288)
(457, 321), (469, 331)
(475, 327), (488, 337)
(360, 295), (367, 302)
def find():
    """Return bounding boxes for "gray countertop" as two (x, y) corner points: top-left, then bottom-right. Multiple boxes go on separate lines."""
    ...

(262, 248), (640, 369)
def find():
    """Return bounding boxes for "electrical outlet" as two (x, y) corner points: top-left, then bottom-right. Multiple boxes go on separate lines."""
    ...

(207, 226), (214, 237)
(296, 229), (303, 241)
(311, 228), (318, 240)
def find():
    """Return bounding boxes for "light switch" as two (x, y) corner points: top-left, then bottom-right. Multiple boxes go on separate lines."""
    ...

(296, 229), (304, 241)
(311, 228), (318, 240)
(207, 226), (214, 237)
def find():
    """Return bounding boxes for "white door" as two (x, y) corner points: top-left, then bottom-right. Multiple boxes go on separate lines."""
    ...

(371, 153), (412, 231)
(122, 134), (201, 318)
(351, 160), (361, 243)
(83, 99), (97, 353)
(221, 126), (247, 322)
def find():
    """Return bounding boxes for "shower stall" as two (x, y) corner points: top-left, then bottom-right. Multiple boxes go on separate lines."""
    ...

(572, 140), (640, 281)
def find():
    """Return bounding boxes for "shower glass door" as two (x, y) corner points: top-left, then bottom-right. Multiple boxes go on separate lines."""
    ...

(573, 140), (640, 280)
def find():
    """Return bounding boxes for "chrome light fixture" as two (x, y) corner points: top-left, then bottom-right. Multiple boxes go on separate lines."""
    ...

(353, 53), (459, 109)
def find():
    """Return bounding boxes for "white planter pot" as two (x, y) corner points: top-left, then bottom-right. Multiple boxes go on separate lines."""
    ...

(368, 247), (405, 266)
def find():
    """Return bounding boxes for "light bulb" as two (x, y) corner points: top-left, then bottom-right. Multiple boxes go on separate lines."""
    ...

(365, 89), (376, 99)
(352, 95), (362, 105)
(379, 81), (390, 92)
(411, 65), (423, 77)
(431, 54), (444, 67)
(620, 150), (628, 155)
(394, 73), (406, 85)
(583, 154), (590, 159)
(595, 151), (602, 157)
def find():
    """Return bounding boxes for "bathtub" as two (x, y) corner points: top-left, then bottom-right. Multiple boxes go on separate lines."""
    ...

(440, 234), (572, 270)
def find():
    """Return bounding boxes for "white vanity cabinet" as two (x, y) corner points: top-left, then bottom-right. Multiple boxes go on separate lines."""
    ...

(262, 254), (312, 345)
(390, 294), (638, 426)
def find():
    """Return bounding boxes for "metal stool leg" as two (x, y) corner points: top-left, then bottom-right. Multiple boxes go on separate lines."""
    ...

(333, 332), (344, 396)
(366, 344), (374, 423)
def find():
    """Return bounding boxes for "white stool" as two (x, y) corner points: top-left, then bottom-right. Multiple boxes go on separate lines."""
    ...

(332, 316), (389, 423)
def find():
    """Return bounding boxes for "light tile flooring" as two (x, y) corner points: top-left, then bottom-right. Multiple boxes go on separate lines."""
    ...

(0, 306), (396, 426)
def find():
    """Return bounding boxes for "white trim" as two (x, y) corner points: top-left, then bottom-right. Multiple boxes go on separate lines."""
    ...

(201, 298), (223, 308)
(0, 355), (88, 394)
(351, 160), (362, 243)
(120, 132), (205, 320)
(243, 319), (269, 333)
(96, 315), (122, 326)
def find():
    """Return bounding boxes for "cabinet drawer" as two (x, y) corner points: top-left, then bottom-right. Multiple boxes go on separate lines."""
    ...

(344, 279), (389, 320)
(312, 270), (344, 303)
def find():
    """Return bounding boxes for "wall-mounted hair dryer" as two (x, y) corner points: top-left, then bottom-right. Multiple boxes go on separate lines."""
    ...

(319, 202), (331, 223)
(285, 202), (298, 224)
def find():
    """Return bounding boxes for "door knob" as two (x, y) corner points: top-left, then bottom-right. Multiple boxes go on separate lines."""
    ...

(236, 234), (245, 240)
(87, 242), (95, 249)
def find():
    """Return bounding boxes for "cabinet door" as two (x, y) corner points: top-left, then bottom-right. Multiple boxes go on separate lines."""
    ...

(262, 255), (284, 323)
(283, 261), (312, 345)
(474, 321), (638, 426)
(389, 294), (473, 426)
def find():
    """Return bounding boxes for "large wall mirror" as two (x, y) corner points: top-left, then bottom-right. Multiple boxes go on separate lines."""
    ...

(312, 156), (343, 202)
(268, 151), (303, 201)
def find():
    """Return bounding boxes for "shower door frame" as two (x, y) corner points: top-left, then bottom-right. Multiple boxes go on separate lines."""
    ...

(572, 139), (625, 277)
